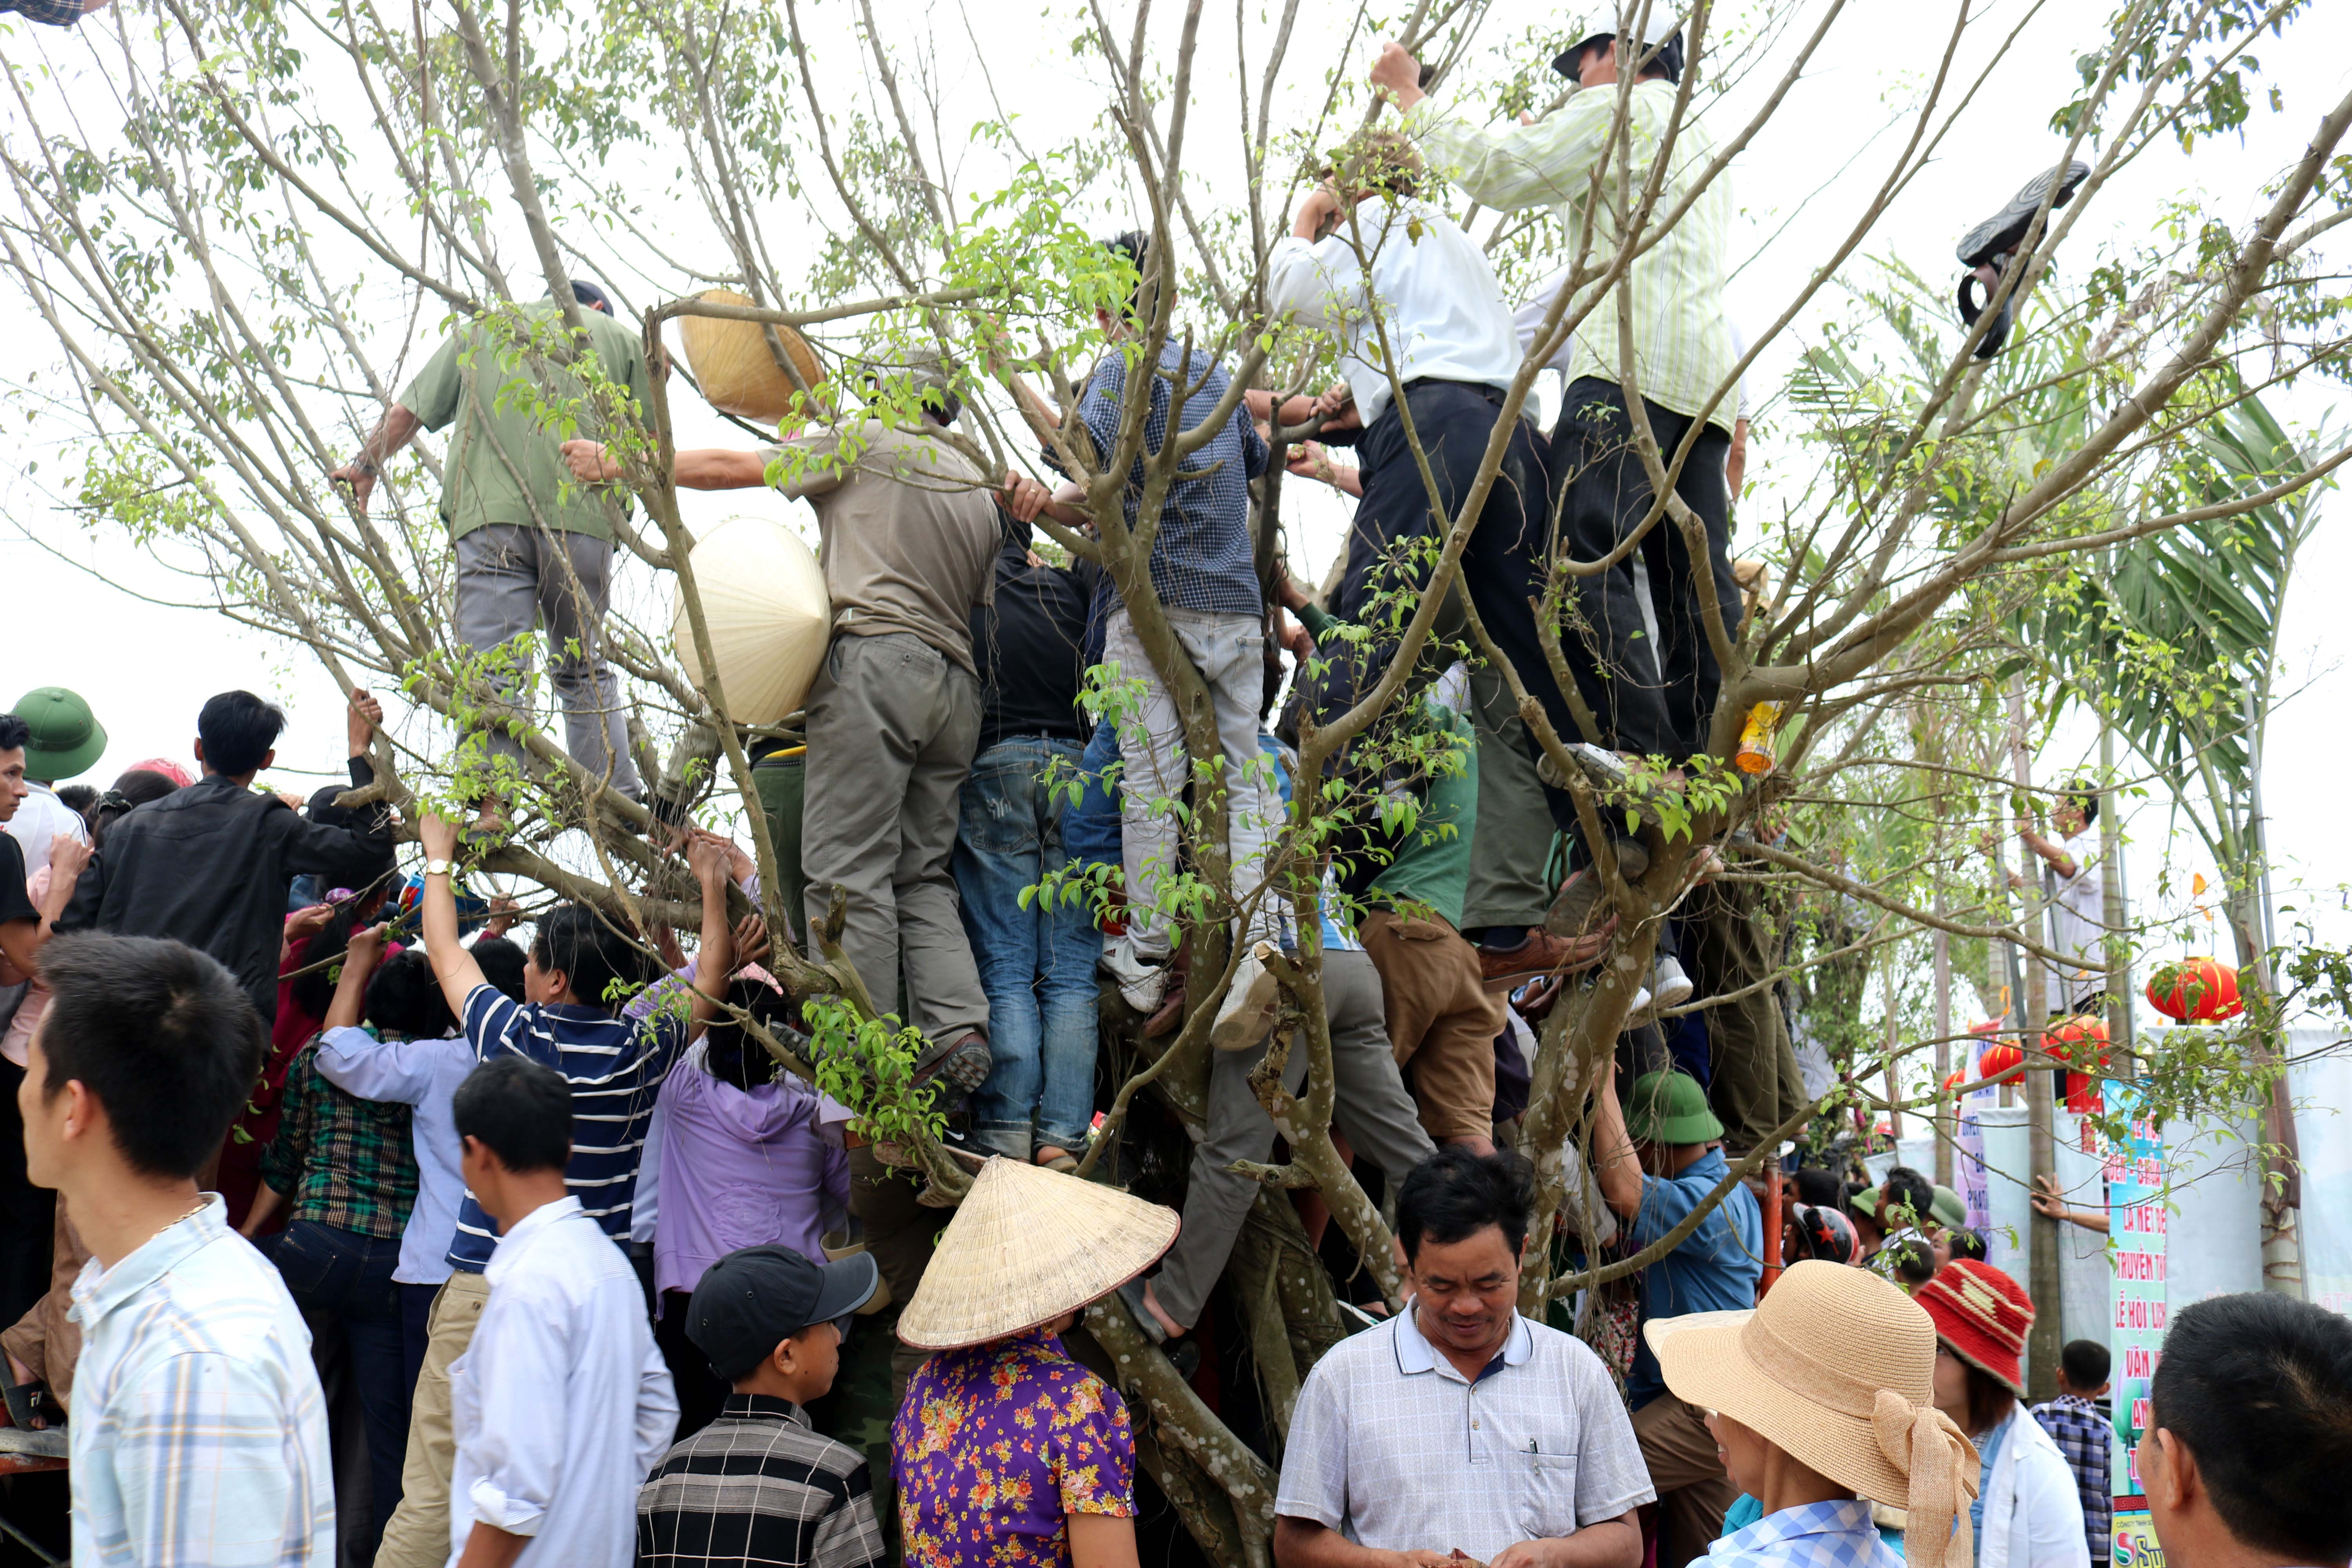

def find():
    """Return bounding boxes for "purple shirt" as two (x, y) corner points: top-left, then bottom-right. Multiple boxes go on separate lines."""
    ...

(892, 1330), (1136, 1568)
(652, 1041), (852, 1298)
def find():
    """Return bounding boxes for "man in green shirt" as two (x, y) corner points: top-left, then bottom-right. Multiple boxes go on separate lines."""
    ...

(332, 281), (652, 825)
(1356, 697), (1510, 1154)
(1373, 18), (1744, 773)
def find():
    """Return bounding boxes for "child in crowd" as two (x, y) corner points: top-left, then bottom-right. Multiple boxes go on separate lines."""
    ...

(638, 1245), (884, 1568)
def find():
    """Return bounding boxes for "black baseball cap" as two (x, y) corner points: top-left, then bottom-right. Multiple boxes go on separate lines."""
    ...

(687, 1245), (880, 1383)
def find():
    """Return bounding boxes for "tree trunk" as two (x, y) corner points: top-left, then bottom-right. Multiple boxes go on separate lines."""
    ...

(2009, 683), (2062, 1399)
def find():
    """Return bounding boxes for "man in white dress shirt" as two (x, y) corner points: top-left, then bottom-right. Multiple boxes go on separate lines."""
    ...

(1263, 128), (1649, 973)
(444, 1055), (677, 1568)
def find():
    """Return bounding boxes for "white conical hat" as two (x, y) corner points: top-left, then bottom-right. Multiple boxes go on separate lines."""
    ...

(671, 514), (831, 726)
(896, 1158), (1180, 1350)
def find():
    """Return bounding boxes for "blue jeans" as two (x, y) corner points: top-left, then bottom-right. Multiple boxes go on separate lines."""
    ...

(273, 1219), (408, 1557)
(1063, 719), (1125, 871)
(953, 736), (1100, 1158)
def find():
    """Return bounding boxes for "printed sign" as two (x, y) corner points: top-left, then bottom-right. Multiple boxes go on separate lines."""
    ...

(2114, 1510), (2165, 1568)
(1956, 1027), (1993, 1229)
(2107, 1080), (2166, 1517)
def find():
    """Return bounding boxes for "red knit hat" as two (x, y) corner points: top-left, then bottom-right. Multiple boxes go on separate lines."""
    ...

(1913, 1259), (2034, 1394)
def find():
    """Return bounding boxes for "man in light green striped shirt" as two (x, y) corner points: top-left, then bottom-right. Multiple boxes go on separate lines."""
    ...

(1372, 23), (1747, 770)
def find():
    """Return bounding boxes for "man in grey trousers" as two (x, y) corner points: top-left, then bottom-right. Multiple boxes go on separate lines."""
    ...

(563, 358), (1046, 1092)
(1120, 946), (1436, 1348)
(334, 279), (649, 828)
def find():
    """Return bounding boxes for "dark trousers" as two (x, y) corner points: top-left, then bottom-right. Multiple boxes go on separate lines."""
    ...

(274, 1220), (408, 1559)
(0, 1058), (55, 1331)
(1348, 379), (1622, 840)
(1681, 879), (1808, 1152)
(1550, 376), (1740, 760)
(656, 1289), (731, 1442)
(398, 1279), (437, 1401)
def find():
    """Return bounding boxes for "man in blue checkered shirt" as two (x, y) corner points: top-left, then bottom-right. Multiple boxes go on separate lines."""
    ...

(1038, 231), (1284, 1039)
(2, 0), (109, 25)
(2033, 1339), (2112, 1565)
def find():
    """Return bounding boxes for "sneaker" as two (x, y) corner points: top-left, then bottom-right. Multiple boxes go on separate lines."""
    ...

(1956, 159), (2092, 269)
(1535, 742), (1632, 793)
(1623, 982), (1655, 1023)
(1650, 954), (1695, 1010)
(1099, 933), (1170, 1013)
(1211, 941), (1283, 1053)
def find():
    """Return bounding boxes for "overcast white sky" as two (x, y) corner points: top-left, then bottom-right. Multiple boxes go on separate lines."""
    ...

(3, 0), (2349, 1018)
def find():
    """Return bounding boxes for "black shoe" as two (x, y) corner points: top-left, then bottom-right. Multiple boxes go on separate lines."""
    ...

(912, 1033), (993, 1111)
(1955, 160), (2090, 358)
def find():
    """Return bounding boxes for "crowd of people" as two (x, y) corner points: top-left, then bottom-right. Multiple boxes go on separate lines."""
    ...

(0, 14), (2343, 1568)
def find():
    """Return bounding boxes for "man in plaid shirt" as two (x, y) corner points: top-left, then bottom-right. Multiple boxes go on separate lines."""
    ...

(1, 0), (109, 25)
(2033, 1339), (2113, 1565)
(26, 933), (332, 1566)
(243, 922), (432, 1561)
(1014, 230), (1283, 1039)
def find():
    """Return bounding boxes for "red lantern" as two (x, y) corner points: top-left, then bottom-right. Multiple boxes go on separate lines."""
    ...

(2146, 957), (2243, 1022)
(1977, 1040), (2024, 1083)
(2044, 1015), (2111, 1114)
(1941, 1069), (1967, 1095)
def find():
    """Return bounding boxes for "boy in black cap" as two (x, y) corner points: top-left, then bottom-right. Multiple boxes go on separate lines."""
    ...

(637, 1245), (885, 1568)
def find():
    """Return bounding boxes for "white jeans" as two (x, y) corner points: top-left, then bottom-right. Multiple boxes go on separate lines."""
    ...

(1102, 607), (1283, 960)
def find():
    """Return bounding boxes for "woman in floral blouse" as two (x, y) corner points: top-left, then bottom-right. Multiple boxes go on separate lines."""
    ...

(889, 1157), (1179, 1568)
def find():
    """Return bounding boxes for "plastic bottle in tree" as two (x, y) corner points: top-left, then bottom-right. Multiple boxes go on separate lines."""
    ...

(1735, 702), (1785, 775)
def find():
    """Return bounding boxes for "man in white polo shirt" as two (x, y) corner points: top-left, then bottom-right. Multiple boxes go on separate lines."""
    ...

(1274, 1147), (1652, 1568)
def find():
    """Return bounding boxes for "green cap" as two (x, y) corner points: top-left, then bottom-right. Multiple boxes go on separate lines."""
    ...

(1624, 1070), (1725, 1145)
(9, 688), (105, 783)
(1848, 1184), (1880, 1219)
(1930, 1185), (1966, 1230)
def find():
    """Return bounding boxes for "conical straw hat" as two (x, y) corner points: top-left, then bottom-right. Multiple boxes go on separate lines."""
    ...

(1651, 1260), (1980, 1568)
(677, 288), (827, 424)
(896, 1158), (1180, 1350)
(671, 514), (830, 727)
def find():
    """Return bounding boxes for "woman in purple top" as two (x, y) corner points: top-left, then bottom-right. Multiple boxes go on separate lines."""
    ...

(653, 976), (851, 1436)
(889, 1158), (1179, 1568)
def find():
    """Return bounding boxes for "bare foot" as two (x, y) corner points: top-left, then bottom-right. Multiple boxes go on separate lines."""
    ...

(1140, 1278), (1186, 1342)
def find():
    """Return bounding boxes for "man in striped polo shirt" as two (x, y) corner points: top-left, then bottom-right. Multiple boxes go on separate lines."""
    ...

(370, 813), (739, 1568)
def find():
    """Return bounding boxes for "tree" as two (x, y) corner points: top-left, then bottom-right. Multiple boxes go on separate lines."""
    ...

(5, 0), (2349, 1555)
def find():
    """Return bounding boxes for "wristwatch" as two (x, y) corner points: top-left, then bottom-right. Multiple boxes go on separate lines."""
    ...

(424, 859), (456, 878)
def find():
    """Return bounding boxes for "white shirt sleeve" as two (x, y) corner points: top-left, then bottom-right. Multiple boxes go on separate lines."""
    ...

(633, 1333), (680, 1484)
(1266, 233), (1361, 335)
(2020, 1433), (2092, 1568)
(1272, 1354), (1351, 1529)
(1567, 1338), (1656, 1525)
(459, 1282), (573, 1536)
(1514, 267), (1578, 375)
(1728, 319), (1749, 421)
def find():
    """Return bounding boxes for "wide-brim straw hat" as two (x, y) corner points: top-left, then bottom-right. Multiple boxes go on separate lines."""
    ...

(896, 1158), (1180, 1351)
(1652, 1260), (1980, 1568)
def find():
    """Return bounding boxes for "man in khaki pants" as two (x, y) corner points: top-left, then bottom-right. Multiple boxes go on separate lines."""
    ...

(377, 1271), (489, 1568)
(1356, 698), (1507, 1154)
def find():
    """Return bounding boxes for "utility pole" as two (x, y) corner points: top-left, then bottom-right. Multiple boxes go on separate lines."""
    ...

(2009, 679), (2062, 1399)
(1934, 798), (1955, 1187)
